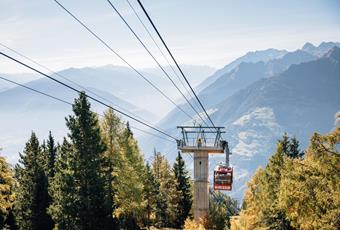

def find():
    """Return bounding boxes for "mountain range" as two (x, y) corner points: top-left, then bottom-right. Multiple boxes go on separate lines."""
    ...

(0, 64), (214, 163)
(141, 41), (340, 200)
(1, 41), (339, 201)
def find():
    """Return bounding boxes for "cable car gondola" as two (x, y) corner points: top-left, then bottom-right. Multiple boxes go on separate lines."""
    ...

(213, 163), (233, 191)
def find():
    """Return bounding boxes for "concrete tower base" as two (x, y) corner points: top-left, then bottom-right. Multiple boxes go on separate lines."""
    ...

(193, 151), (209, 221)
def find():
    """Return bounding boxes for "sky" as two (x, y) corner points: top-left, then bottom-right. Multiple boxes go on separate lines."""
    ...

(1, 0), (340, 74)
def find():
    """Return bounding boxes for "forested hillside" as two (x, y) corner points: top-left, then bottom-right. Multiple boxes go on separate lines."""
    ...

(235, 115), (340, 229)
(0, 92), (238, 230)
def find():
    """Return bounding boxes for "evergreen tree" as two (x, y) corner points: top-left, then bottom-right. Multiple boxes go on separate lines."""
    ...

(279, 132), (290, 155)
(172, 151), (192, 228)
(48, 138), (79, 229)
(0, 152), (15, 229)
(36, 132), (57, 230)
(45, 131), (57, 179)
(279, 127), (340, 229)
(143, 163), (159, 229)
(288, 137), (304, 159)
(279, 133), (304, 159)
(152, 151), (178, 228)
(100, 109), (122, 229)
(114, 123), (146, 229)
(14, 132), (52, 230)
(240, 123), (340, 229)
(49, 92), (110, 229)
(206, 190), (239, 230)
(261, 144), (293, 229)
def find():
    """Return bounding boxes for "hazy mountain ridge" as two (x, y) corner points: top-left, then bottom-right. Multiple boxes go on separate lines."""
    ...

(210, 46), (340, 199)
(196, 41), (339, 94)
(0, 64), (214, 163)
(141, 44), (340, 200)
(196, 48), (287, 92)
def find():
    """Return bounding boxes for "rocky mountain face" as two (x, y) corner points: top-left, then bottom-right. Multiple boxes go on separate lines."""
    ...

(141, 43), (340, 201)
(196, 48), (287, 92)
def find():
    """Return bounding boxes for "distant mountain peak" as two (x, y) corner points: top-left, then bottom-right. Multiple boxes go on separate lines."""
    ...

(324, 46), (340, 61)
(302, 42), (315, 50)
(302, 41), (340, 57)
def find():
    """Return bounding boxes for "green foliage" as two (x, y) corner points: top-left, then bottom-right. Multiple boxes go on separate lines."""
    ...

(0, 151), (15, 229)
(14, 132), (52, 230)
(114, 123), (146, 229)
(279, 133), (304, 159)
(152, 151), (178, 228)
(100, 109), (122, 229)
(49, 92), (111, 230)
(44, 131), (57, 179)
(240, 122), (340, 229)
(10, 93), (202, 230)
(205, 190), (239, 230)
(173, 151), (192, 228)
(279, 130), (340, 229)
(143, 163), (159, 228)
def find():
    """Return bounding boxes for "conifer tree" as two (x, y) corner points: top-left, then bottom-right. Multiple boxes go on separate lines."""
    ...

(49, 92), (110, 229)
(40, 132), (57, 230)
(143, 163), (159, 229)
(114, 123), (146, 229)
(279, 125), (340, 229)
(48, 138), (79, 229)
(14, 132), (51, 230)
(0, 152), (15, 229)
(172, 151), (192, 228)
(288, 137), (304, 158)
(152, 151), (178, 228)
(100, 109), (122, 229)
(206, 190), (239, 230)
(279, 132), (290, 155)
(45, 131), (57, 179)
(261, 144), (293, 229)
(239, 117), (340, 229)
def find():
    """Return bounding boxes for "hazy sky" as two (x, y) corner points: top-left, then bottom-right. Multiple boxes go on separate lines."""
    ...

(1, 0), (340, 74)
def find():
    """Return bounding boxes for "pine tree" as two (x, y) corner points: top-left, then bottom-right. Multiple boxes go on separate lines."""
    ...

(100, 109), (124, 229)
(173, 151), (192, 228)
(45, 131), (57, 179)
(143, 163), (159, 229)
(262, 144), (293, 229)
(279, 125), (340, 229)
(31, 132), (57, 230)
(48, 138), (79, 229)
(49, 92), (110, 230)
(206, 190), (239, 230)
(152, 151), (178, 228)
(114, 123), (146, 229)
(288, 137), (304, 159)
(240, 116), (340, 229)
(0, 152), (15, 229)
(279, 132), (290, 155)
(14, 132), (52, 230)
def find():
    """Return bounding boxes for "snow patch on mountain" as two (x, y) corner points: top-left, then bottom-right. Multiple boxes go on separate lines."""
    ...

(232, 107), (280, 129)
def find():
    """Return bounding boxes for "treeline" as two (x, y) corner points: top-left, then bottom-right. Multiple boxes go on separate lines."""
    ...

(238, 118), (340, 229)
(0, 92), (193, 230)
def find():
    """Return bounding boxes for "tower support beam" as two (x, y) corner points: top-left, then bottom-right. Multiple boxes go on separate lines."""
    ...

(193, 151), (209, 220)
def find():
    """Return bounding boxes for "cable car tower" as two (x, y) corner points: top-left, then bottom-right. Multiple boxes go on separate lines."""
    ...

(177, 125), (232, 221)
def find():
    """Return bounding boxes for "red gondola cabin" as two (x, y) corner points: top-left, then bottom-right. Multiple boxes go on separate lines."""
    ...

(214, 164), (233, 191)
